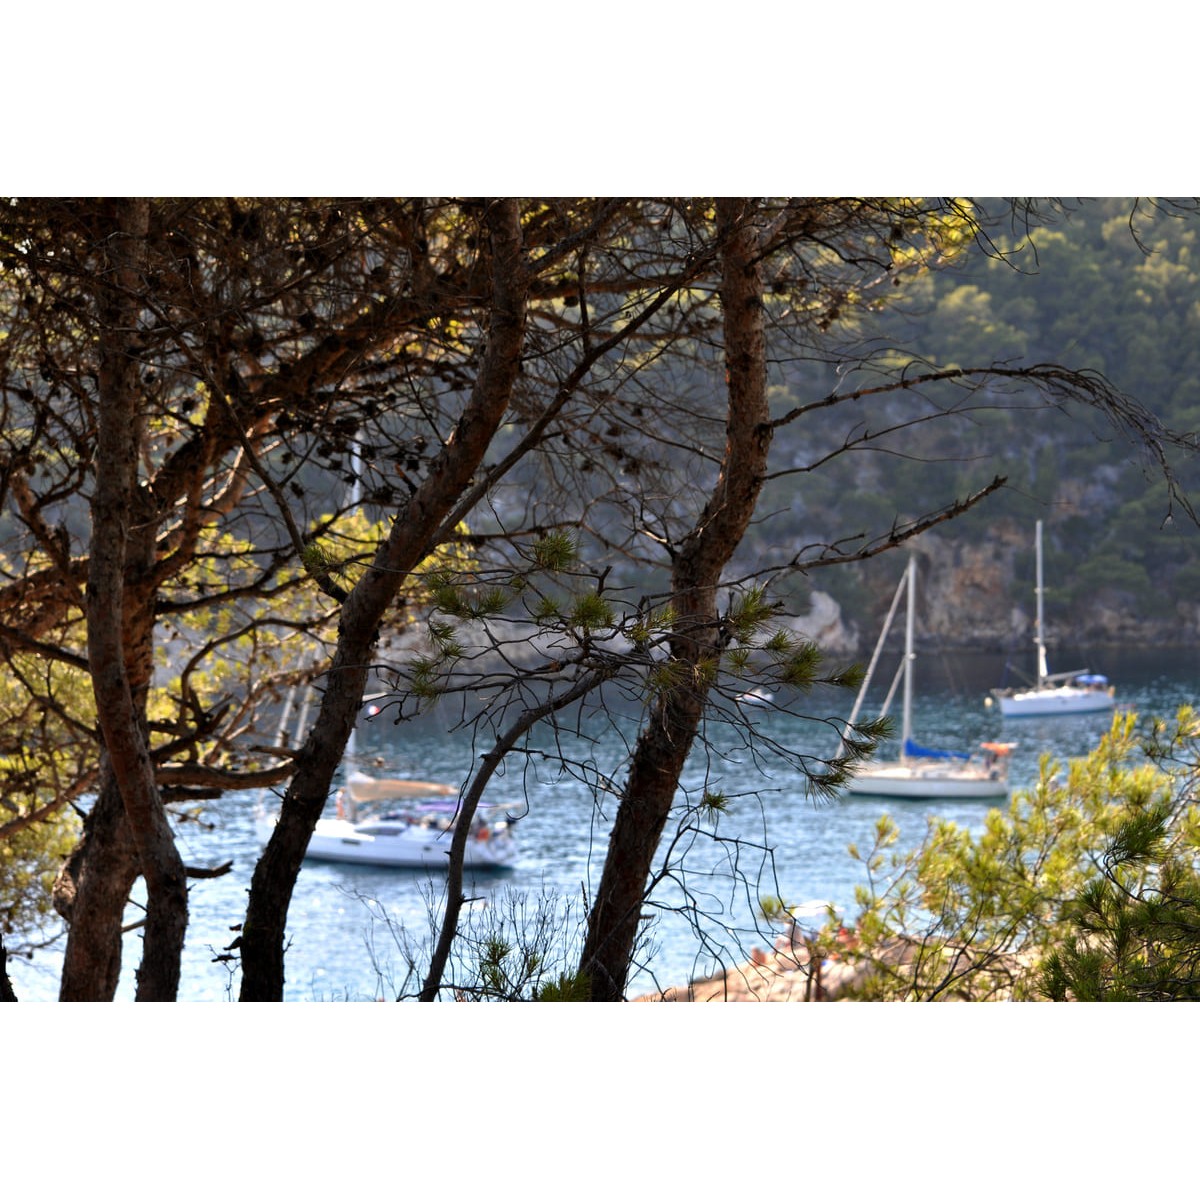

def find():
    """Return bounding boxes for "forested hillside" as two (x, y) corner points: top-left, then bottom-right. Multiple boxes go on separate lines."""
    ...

(749, 198), (1200, 649)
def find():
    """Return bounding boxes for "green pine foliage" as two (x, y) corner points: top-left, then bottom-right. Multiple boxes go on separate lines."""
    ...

(823, 709), (1200, 1000)
(535, 971), (592, 1002)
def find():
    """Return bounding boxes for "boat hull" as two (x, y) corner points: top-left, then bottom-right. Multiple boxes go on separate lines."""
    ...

(844, 762), (1009, 800)
(255, 815), (518, 871)
(995, 686), (1115, 718)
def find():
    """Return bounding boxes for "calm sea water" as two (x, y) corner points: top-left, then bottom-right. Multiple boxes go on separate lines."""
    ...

(10, 645), (1200, 1001)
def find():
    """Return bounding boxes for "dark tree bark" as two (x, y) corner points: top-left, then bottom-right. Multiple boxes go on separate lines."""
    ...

(1, 937), (16, 1001)
(85, 199), (190, 1001)
(53, 765), (141, 1000)
(55, 418), (175, 1000)
(238, 199), (530, 1001)
(578, 199), (773, 1001)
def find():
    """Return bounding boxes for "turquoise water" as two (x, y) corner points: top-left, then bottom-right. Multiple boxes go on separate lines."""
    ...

(9, 645), (1199, 1001)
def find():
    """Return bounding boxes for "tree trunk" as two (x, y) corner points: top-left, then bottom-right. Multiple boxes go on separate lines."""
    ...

(56, 538), (165, 1001)
(238, 199), (528, 1001)
(85, 198), (189, 1001)
(54, 765), (142, 1000)
(1, 937), (16, 1002)
(579, 199), (772, 1000)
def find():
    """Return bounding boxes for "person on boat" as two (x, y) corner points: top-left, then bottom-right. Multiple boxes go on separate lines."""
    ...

(979, 742), (1014, 780)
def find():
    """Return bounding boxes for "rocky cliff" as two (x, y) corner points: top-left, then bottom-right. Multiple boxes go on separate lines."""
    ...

(787, 519), (1200, 657)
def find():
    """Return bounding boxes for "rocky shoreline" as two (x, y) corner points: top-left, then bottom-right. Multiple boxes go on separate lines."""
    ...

(636, 920), (1032, 1002)
(636, 919), (877, 1002)
(637, 944), (862, 1002)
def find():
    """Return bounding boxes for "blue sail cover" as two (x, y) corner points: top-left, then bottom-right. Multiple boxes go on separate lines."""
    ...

(904, 738), (971, 761)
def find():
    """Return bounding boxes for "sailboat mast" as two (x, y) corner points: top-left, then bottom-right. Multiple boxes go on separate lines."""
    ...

(1034, 518), (1048, 688)
(901, 555), (915, 752)
(346, 441), (363, 767)
(844, 568), (907, 735)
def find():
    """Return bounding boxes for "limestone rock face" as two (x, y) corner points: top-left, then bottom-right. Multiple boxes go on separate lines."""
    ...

(782, 589), (858, 656)
(884, 522), (1200, 653)
(913, 524), (1027, 649)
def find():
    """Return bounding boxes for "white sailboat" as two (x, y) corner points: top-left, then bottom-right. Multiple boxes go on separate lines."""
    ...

(988, 520), (1115, 718)
(255, 696), (518, 870)
(256, 625), (516, 868)
(843, 555), (1013, 800)
(293, 793), (518, 870)
(256, 789), (518, 870)
(311, 712), (517, 869)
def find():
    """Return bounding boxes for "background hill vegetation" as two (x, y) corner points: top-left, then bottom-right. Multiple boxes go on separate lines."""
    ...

(756, 198), (1200, 643)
